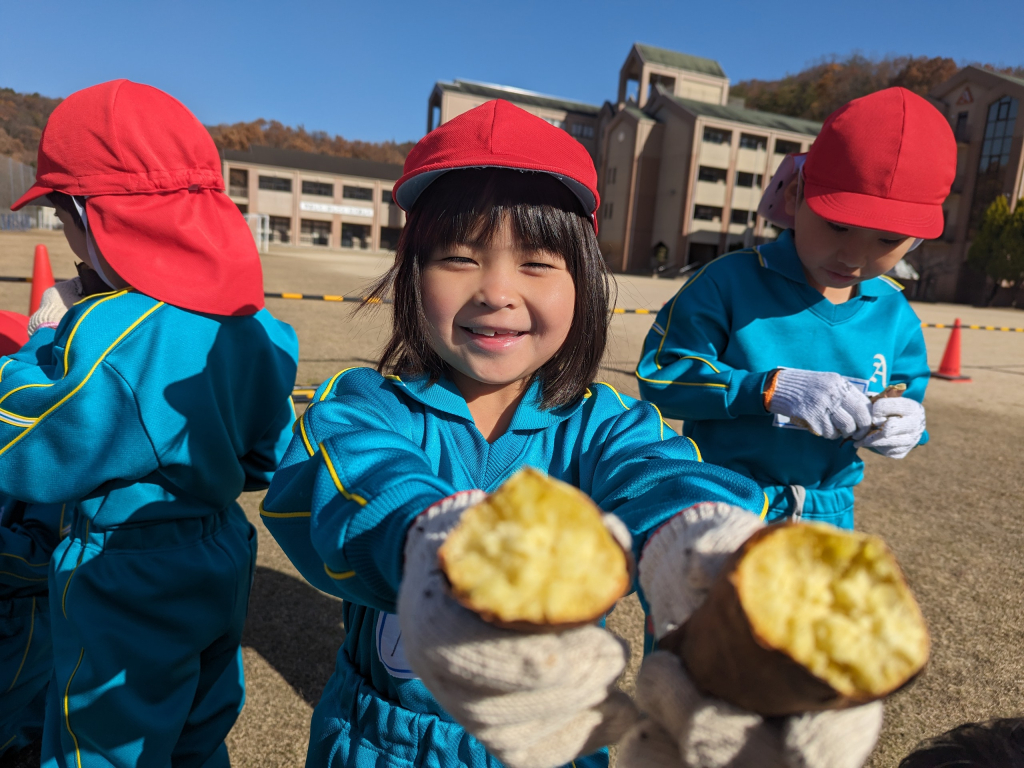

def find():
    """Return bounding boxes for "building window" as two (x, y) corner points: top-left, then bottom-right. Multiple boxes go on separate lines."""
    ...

(698, 166), (728, 183)
(543, 117), (566, 129)
(302, 180), (334, 197)
(774, 139), (801, 156)
(647, 73), (676, 101)
(343, 185), (374, 201)
(730, 209), (755, 225)
(268, 216), (292, 244)
(228, 168), (248, 197)
(735, 171), (764, 188)
(609, 167), (617, 184)
(739, 134), (767, 151)
(605, 202), (614, 219)
(259, 176), (292, 192)
(702, 127), (732, 145)
(693, 205), (723, 221)
(954, 111), (969, 142)
(380, 226), (402, 251)
(300, 219), (331, 246)
(235, 203), (248, 215)
(979, 96), (1018, 172)
(570, 123), (595, 139)
(382, 188), (394, 203)
(341, 223), (372, 249)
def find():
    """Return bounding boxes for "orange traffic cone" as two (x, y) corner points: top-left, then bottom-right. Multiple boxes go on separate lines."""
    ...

(29, 244), (55, 315)
(931, 318), (972, 382)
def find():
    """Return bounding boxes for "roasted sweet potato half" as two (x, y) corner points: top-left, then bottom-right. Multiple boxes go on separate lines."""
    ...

(438, 467), (631, 630)
(661, 522), (929, 716)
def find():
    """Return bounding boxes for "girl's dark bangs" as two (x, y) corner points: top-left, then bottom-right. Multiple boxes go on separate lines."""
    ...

(415, 169), (588, 257)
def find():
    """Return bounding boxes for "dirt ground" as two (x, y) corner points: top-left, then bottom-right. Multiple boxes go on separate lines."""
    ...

(1, 231), (1022, 767)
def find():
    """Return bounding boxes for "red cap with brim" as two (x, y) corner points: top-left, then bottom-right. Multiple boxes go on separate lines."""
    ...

(0, 311), (29, 356)
(12, 79), (263, 316)
(802, 87), (956, 240)
(393, 100), (600, 231)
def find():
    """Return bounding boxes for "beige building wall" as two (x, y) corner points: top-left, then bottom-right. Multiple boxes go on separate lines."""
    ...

(649, 108), (695, 261)
(223, 156), (405, 253)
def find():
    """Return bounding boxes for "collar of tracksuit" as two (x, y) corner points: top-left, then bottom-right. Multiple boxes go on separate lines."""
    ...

(756, 229), (905, 299)
(388, 373), (588, 431)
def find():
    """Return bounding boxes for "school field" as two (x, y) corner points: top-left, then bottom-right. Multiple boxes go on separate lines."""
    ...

(1, 230), (1022, 768)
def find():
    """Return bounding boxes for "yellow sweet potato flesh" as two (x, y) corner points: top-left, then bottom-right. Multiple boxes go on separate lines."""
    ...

(737, 524), (928, 698)
(439, 468), (628, 626)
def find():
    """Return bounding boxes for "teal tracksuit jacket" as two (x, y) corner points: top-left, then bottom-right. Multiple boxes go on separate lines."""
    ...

(0, 289), (298, 768)
(262, 367), (766, 768)
(636, 230), (930, 528)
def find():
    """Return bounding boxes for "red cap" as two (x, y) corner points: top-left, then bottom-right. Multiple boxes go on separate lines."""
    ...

(0, 311), (29, 356)
(12, 80), (263, 316)
(393, 100), (600, 230)
(802, 87), (956, 239)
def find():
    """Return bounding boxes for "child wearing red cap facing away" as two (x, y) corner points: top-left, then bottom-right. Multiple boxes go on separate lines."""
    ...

(636, 87), (955, 530)
(261, 100), (875, 768)
(6, 80), (299, 768)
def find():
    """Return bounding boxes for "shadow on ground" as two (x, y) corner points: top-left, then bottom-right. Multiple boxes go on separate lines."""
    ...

(242, 566), (345, 708)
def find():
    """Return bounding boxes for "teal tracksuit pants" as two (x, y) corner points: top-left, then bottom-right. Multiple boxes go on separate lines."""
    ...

(41, 506), (257, 768)
(1, 595), (52, 755)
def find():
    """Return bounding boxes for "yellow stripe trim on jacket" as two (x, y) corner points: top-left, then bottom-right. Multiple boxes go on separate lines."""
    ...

(62, 290), (130, 376)
(320, 367), (360, 402)
(0, 551), (49, 567)
(653, 263), (711, 368)
(319, 443), (368, 506)
(679, 355), (721, 373)
(298, 412), (315, 456)
(686, 437), (703, 462)
(0, 359), (12, 382)
(258, 500), (311, 519)
(760, 493), (769, 520)
(62, 521), (89, 619)
(64, 648), (85, 768)
(634, 371), (728, 389)
(0, 301), (164, 459)
(0, 570), (48, 582)
(5, 597), (35, 693)
(593, 381), (631, 411)
(649, 402), (667, 441)
(324, 564), (356, 580)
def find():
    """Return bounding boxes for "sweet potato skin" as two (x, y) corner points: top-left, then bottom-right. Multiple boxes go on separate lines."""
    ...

(660, 524), (925, 716)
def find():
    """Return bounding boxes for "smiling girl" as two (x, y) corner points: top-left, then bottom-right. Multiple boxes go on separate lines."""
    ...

(261, 100), (766, 768)
(636, 87), (956, 529)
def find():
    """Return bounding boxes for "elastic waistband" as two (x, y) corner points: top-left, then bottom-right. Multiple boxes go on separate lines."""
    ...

(68, 505), (242, 551)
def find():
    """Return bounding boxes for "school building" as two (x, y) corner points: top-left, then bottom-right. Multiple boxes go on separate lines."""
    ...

(925, 66), (1024, 303)
(220, 145), (405, 252)
(427, 43), (820, 273)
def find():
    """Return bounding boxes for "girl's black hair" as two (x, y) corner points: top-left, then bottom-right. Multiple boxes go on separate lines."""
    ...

(365, 167), (612, 410)
(47, 192), (86, 231)
(899, 719), (1024, 768)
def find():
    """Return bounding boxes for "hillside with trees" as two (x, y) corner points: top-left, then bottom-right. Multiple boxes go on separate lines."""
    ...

(0, 86), (414, 166)
(731, 55), (1024, 120)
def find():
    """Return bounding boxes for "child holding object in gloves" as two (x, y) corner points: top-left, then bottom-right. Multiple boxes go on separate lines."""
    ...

(261, 100), (880, 768)
(6, 80), (299, 768)
(636, 87), (954, 528)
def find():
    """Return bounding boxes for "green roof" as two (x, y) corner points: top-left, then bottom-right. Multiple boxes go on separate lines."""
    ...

(635, 44), (726, 79)
(436, 80), (600, 116)
(668, 94), (822, 136)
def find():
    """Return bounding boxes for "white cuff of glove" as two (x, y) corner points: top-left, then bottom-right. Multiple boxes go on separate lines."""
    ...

(854, 397), (926, 459)
(27, 278), (83, 336)
(639, 502), (764, 640)
(769, 369), (873, 440)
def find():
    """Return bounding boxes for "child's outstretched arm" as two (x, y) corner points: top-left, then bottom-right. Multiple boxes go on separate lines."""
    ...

(261, 369), (455, 609)
(575, 384), (768, 553)
(635, 270), (772, 422)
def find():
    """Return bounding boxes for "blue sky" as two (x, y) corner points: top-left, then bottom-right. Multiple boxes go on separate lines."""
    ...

(2, 0), (1021, 144)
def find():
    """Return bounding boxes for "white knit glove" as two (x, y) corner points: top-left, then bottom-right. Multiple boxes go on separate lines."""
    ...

(397, 490), (638, 768)
(854, 398), (926, 459)
(27, 278), (83, 336)
(768, 369), (873, 440)
(617, 652), (883, 768)
(621, 502), (883, 768)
